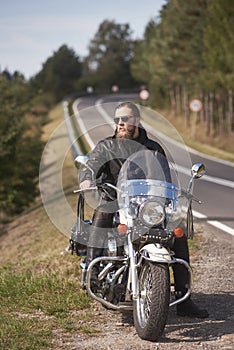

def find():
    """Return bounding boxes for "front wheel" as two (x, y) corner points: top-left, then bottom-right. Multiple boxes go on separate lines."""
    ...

(133, 262), (170, 341)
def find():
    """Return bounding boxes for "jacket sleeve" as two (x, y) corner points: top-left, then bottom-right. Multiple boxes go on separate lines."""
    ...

(79, 140), (108, 184)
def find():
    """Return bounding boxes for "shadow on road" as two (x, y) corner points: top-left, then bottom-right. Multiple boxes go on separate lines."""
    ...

(164, 292), (234, 343)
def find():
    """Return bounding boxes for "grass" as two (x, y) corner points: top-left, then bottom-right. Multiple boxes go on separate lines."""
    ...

(0, 246), (94, 349)
(0, 103), (97, 350)
(144, 109), (234, 162)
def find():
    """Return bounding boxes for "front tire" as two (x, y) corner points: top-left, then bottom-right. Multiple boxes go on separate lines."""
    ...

(133, 262), (170, 341)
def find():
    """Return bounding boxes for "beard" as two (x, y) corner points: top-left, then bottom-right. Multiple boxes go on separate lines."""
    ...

(116, 125), (136, 139)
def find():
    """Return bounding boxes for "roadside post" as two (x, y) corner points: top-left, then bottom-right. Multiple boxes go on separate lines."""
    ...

(139, 88), (150, 106)
(111, 85), (119, 93)
(189, 99), (203, 138)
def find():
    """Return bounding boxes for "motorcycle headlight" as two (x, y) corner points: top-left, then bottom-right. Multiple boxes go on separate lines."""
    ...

(139, 200), (165, 227)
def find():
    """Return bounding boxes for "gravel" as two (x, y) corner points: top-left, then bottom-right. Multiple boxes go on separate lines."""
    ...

(59, 223), (234, 350)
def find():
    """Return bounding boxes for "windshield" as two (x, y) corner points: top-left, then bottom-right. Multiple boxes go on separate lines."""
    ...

(117, 150), (187, 230)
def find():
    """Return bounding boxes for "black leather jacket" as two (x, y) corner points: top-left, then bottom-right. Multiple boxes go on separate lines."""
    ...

(79, 124), (171, 185)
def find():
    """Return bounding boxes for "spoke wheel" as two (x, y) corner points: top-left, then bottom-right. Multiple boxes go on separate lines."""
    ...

(133, 262), (170, 341)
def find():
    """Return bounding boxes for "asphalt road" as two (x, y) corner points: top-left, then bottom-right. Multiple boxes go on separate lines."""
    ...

(68, 93), (234, 237)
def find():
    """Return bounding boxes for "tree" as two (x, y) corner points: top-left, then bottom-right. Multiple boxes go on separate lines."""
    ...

(85, 20), (136, 89)
(32, 45), (82, 102)
(131, 1), (209, 115)
(131, 0), (233, 136)
(0, 75), (43, 219)
(131, 20), (158, 85)
(203, 0), (234, 89)
(202, 0), (234, 134)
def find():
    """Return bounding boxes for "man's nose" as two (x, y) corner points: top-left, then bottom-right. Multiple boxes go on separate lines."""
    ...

(118, 118), (124, 124)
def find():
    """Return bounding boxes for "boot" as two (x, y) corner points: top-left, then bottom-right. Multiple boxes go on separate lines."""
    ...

(176, 297), (209, 318)
(85, 206), (113, 291)
(172, 236), (209, 318)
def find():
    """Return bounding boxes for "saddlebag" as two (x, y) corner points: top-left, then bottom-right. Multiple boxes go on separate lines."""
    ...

(70, 193), (91, 256)
(70, 220), (90, 256)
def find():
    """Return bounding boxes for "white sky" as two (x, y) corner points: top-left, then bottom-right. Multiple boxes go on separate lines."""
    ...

(0, 0), (166, 79)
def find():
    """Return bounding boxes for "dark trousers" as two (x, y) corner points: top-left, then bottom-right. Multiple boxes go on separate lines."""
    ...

(172, 235), (190, 294)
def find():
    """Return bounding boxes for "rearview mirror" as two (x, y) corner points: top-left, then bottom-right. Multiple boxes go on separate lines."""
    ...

(191, 163), (205, 179)
(74, 155), (89, 167)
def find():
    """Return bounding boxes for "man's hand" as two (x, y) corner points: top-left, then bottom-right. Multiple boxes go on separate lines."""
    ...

(79, 179), (92, 190)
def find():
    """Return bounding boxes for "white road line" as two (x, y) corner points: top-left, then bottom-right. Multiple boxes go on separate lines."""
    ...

(95, 99), (115, 130)
(207, 221), (234, 236)
(193, 210), (234, 236)
(72, 99), (95, 149)
(202, 173), (234, 188)
(63, 101), (81, 156)
(192, 210), (207, 219)
(175, 164), (234, 189)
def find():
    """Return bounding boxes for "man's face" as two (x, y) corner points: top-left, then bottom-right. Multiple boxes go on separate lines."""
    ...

(114, 106), (140, 139)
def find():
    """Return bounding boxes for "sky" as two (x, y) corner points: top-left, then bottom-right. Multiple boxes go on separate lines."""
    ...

(0, 0), (166, 79)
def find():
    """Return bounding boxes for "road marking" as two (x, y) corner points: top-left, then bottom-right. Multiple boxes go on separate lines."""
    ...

(63, 101), (82, 157)
(192, 210), (207, 219)
(95, 99), (115, 129)
(193, 210), (234, 236)
(207, 221), (234, 236)
(202, 173), (234, 188)
(72, 99), (95, 149)
(175, 165), (234, 189)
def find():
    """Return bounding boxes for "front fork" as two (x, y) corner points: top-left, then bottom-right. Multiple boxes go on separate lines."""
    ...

(128, 235), (138, 299)
(128, 238), (192, 306)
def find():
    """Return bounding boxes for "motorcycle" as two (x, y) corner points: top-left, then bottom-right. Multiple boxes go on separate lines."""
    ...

(67, 149), (205, 341)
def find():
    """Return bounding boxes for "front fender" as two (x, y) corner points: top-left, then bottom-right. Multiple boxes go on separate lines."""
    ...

(140, 244), (172, 263)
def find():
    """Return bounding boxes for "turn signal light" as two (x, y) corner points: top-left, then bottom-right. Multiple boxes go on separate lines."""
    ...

(117, 224), (128, 235)
(173, 227), (185, 238)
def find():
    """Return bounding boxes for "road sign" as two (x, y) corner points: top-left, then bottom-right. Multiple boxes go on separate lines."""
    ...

(139, 89), (150, 100)
(189, 99), (202, 112)
(86, 86), (94, 94)
(111, 85), (119, 92)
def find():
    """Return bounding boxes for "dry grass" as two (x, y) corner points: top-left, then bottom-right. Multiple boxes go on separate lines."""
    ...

(0, 103), (95, 350)
(153, 110), (234, 162)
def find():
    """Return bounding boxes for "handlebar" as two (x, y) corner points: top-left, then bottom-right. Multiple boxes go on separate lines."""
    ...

(73, 182), (121, 195)
(73, 186), (97, 194)
(180, 190), (201, 204)
(74, 183), (201, 203)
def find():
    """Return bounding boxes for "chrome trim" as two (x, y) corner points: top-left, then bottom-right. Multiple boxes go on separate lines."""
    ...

(86, 256), (132, 311)
(98, 262), (113, 280)
(139, 199), (165, 227)
(113, 265), (126, 280)
(169, 258), (192, 307)
(128, 234), (138, 299)
(119, 179), (178, 199)
(86, 256), (192, 309)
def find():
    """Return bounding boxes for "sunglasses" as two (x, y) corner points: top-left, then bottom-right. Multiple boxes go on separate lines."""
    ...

(113, 115), (135, 124)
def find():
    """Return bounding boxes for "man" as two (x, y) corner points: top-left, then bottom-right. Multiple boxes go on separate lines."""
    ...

(79, 101), (208, 318)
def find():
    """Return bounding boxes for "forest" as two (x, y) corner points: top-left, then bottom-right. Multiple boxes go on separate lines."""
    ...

(0, 0), (233, 221)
